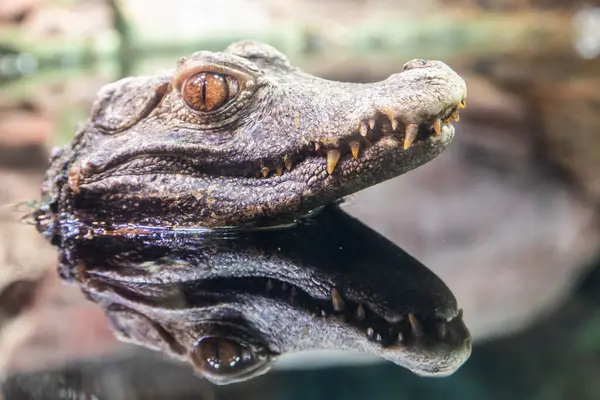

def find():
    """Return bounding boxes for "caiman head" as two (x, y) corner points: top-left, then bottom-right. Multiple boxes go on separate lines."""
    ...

(39, 40), (467, 230)
(73, 208), (471, 385)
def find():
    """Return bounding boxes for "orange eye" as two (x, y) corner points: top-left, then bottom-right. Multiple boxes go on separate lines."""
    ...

(182, 72), (239, 112)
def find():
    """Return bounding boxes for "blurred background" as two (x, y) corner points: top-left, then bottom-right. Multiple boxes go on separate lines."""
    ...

(1, 0), (600, 399)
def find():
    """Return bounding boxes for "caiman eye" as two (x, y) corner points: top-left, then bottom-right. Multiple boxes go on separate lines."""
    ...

(182, 72), (240, 112)
(192, 337), (255, 375)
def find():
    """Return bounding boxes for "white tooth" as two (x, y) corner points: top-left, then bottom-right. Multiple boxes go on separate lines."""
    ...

(359, 122), (368, 137)
(403, 123), (419, 150)
(368, 119), (376, 130)
(433, 119), (441, 135)
(327, 149), (341, 174)
(350, 141), (360, 159)
(391, 119), (398, 131)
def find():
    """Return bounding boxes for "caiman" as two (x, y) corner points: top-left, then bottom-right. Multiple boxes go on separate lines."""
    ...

(34, 40), (470, 385)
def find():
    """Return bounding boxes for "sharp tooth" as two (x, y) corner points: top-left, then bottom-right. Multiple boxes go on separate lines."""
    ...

(350, 141), (360, 159)
(261, 167), (270, 177)
(432, 119), (441, 135)
(437, 322), (447, 339)
(327, 149), (341, 174)
(458, 308), (464, 319)
(397, 332), (404, 342)
(458, 100), (466, 108)
(359, 122), (368, 137)
(376, 333), (383, 342)
(391, 119), (398, 131)
(368, 119), (376, 130)
(331, 287), (345, 312)
(452, 111), (460, 122)
(284, 157), (293, 171)
(314, 143), (321, 151)
(275, 167), (283, 176)
(403, 123), (419, 150)
(356, 304), (366, 320)
(266, 279), (274, 291)
(408, 313), (424, 337)
(281, 282), (289, 291)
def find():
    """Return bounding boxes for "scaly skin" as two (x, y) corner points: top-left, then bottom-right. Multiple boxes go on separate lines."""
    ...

(34, 41), (471, 385)
(38, 40), (466, 231)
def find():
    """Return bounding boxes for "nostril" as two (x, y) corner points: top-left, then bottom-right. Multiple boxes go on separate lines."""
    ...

(403, 59), (428, 71)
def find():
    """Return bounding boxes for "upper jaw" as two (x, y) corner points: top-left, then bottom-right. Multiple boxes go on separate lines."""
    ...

(77, 59), (466, 182)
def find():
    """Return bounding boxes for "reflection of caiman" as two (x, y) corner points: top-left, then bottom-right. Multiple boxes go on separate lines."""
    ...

(68, 206), (470, 385)
(35, 41), (470, 384)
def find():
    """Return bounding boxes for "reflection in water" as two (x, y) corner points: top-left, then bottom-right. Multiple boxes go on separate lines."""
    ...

(42, 205), (470, 385)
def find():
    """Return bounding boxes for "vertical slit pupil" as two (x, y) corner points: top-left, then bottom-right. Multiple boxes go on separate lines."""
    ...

(201, 73), (207, 106)
(182, 72), (239, 112)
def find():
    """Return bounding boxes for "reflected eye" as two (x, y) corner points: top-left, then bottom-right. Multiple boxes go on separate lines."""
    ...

(182, 72), (240, 112)
(192, 337), (254, 374)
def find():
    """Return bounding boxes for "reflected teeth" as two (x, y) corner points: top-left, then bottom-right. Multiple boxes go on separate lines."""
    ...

(327, 149), (341, 174)
(437, 322), (447, 339)
(356, 304), (366, 320)
(331, 287), (346, 312)
(408, 313), (424, 337)
(366, 327), (375, 339)
(350, 141), (360, 159)
(261, 167), (270, 178)
(404, 123), (419, 150)
(275, 167), (283, 176)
